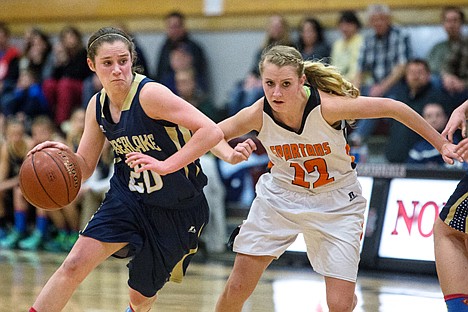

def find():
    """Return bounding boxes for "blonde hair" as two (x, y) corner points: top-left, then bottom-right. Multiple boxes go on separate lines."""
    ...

(259, 45), (359, 125)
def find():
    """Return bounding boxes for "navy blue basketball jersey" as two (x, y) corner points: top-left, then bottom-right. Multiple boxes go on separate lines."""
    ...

(95, 74), (207, 208)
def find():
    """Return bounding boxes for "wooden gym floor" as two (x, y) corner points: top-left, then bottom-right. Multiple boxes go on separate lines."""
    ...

(0, 249), (446, 312)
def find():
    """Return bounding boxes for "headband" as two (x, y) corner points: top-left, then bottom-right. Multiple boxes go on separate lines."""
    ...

(88, 33), (131, 49)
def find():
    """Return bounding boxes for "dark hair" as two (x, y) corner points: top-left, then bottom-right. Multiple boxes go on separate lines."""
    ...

(0, 22), (11, 37)
(338, 10), (362, 29)
(87, 26), (141, 73)
(407, 58), (430, 72)
(165, 11), (185, 21)
(442, 6), (465, 23)
(297, 17), (326, 50)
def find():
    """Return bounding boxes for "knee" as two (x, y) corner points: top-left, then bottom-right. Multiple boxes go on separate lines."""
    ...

(59, 255), (87, 283)
(327, 294), (357, 312)
(223, 279), (251, 301)
(129, 288), (157, 311)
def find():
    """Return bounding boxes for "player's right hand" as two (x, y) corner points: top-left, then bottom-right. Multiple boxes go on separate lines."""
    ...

(27, 141), (71, 157)
(228, 138), (257, 164)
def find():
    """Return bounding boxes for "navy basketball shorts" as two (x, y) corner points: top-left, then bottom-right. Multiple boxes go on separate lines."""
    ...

(439, 173), (468, 234)
(81, 190), (209, 297)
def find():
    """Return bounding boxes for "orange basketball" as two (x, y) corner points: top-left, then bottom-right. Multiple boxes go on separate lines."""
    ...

(19, 147), (82, 211)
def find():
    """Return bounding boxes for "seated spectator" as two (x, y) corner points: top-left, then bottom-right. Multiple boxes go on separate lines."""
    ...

(42, 26), (92, 126)
(384, 59), (452, 163)
(407, 102), (460, 166)
(19, 27), (53, 83)
(0, 67), (50, 125)
(296, 17), (330, 62)
(159, 43), (208, 95)
(0, 117), (51, 251)
(0, 22), (20, 98)
(330, 10), (363, 81)
(440, 35), (468, 104)
(427, 6), (465, 78)
(349, 3), (412, 146)
(175, 68), (223, 122)
(45, 108), (85, 252)
(155, 11), (210, 93)
(354, 4), (412, 97)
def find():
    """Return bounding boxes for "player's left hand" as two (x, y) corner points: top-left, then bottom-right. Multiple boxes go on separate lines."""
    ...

(126, 152), (169, 175)
(454, 138), (468, 162)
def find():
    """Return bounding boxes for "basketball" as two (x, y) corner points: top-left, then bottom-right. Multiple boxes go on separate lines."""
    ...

(19, 147), (82, 211)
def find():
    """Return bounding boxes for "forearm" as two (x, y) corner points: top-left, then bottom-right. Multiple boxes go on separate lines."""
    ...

(163, 125), (223, 173)
(210, 139), (235, 163)
(393, 104), (448, 152)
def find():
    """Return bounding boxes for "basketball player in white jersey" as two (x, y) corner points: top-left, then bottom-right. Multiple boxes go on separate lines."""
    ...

(211, 45), (462, 312)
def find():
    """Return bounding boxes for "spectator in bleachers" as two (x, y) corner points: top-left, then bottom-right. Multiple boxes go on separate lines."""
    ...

(175, 67), (222, 122)
(384, 59), (451, 163)
(42, 25), (92, 126)
(349, 4), (412, 146)
(440, 35), (468, 103)
(44, 108), (84, 252)
(330, 10), (363, 82)
(0, 117), (52, 251)
(226, 14), (293, 116)
(0, 67), (50, 125)
(0, 22), (20, 99)
(0, 118), (29, 241)
(407, 102), (456, 166)
(159, 43), (208, 96)
(155, 11), (210, 93)
(427, 6), (465, 77)
(19, 27), (53, 83)
(0, 21), (21, 137)
(296, 17), (330, 62)
(18, 115), (63, 251)
(354, 4), (412, 97)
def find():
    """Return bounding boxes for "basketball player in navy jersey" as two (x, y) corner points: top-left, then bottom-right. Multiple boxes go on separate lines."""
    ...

(211, 45), (463, 312)
(434, 98), (468, 312)
(27, 26), (238, 312)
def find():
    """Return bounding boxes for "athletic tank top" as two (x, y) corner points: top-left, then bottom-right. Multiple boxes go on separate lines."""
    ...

(257, 85), (357, 194)
(95, 74), (207, 208)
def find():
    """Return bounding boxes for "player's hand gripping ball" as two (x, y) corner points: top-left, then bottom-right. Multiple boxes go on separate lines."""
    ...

(19, 147), (82, 210)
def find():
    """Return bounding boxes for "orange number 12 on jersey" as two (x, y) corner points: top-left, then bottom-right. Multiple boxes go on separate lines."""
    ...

(290, 158), (334, 189)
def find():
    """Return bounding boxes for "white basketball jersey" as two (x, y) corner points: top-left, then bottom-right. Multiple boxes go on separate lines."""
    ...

(257, 87), (357, 194)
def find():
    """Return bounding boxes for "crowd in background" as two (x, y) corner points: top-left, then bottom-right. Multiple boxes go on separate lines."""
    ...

(0, 4), (466, 255)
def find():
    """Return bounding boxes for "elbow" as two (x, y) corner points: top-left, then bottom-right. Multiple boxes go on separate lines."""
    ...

(211, 124), (225, 146)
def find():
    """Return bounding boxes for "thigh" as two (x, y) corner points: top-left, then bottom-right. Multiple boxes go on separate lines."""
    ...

(434, 218), (468, 295)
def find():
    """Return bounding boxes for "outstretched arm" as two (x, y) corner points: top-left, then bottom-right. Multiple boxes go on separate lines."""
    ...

(321, 94), (464, 165)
